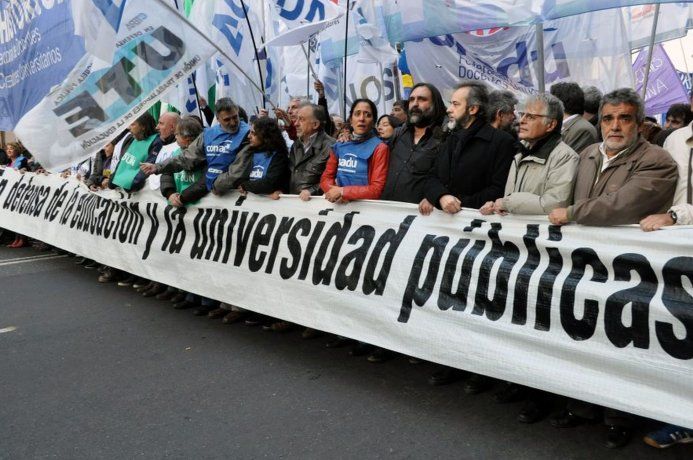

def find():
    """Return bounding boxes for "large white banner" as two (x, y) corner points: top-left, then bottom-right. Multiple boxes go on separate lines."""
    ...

(13, 0), (216, 173)
(1, 168), (692, 429)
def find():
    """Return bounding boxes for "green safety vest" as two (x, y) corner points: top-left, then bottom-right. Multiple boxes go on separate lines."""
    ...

(111, 134), (157, 189)
(172, 148), (202, 205)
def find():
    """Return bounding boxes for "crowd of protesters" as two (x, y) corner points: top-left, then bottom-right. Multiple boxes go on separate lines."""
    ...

(2, 77), (692, 451)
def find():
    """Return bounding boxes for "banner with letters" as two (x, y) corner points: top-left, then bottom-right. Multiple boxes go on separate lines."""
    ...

(12, 0), (216, 173)
(405, 9), (633, 98)
(1, 167), (692, 428)
(0, 0), (86, 131)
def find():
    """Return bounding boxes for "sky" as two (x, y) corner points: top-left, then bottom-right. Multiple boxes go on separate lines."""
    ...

(662, 30), (693, 74)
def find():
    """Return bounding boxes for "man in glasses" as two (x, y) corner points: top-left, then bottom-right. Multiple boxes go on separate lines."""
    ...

(480, 93), (578, 219)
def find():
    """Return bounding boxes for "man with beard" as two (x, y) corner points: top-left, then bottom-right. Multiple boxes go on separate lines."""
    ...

(420, 80), (516, 388)
(363, 83), (447, 363)
(421, 80), (516, 215)
(380, 83), (447, 204)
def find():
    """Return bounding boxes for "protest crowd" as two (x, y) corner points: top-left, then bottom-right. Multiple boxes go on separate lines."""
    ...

(2, 74), (692, 451)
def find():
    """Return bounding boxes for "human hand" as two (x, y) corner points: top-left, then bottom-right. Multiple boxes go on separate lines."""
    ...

(324, 185), (343, 203)
(548, 208), (569, 225)
(479, 201), (495, 215)
(439, 194), (461, 214)
(418, 198), (435, 215)
(299, 189), (312, 201)
(493, 198), (508, 216)
(313, 79), (325, 98)
(139, 163), (157, 175)
(639, 213), (674, 232)
(274, 108), (290, 125)
(169, 193), (184, 207)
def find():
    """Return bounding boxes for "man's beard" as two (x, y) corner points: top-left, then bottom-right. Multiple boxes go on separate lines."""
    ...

(447, 111), (473, 131)
(408, 107), (434, 127)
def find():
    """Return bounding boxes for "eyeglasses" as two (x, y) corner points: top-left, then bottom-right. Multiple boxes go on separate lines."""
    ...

(518, 112), (550, 121)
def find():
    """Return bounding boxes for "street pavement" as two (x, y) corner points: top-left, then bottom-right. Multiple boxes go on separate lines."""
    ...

(0, 244), (689, 459)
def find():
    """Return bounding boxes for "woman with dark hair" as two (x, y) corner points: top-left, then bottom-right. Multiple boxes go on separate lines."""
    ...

(320, 98), (390, 202)
(208, 117), (291, 324)
(237, 117), (290, 197)
(318, 99), (390, 352)
(376, 114), (402, 142)
(212, 117), (290, 198)
(110, 113), (160, 192)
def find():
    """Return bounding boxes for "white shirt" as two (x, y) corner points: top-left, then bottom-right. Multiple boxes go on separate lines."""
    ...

(148, 142), (179, 190)
(663, 121), (693, 225)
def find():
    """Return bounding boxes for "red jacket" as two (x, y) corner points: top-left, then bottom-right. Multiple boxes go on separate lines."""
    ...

(320, 142), (390, 201)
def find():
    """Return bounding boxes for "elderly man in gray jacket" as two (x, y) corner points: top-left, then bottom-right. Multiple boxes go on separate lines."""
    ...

(481, 93), (578, 216)
(289, 103), (336, 200)
(478, 92), (578, 425)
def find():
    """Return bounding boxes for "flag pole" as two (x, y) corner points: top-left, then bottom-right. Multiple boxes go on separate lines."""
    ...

(240, 0), (267, 109)
(342, 0), (351, 119)
(641, 4), (661, 99)
(534, 23), (545, 93)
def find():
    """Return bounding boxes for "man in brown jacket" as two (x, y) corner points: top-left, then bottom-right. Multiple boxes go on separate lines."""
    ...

(549, 88), (677, 227)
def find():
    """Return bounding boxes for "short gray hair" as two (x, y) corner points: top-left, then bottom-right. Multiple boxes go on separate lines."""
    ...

(525, 93), (564, 131)
(488, 90), (519, 121)
(290, 96), (311, 105)
(177, 116), (203, 139)
(299, 102), (328, 130)
(599, 88), (645, 124)
(215, 97), (239, 114)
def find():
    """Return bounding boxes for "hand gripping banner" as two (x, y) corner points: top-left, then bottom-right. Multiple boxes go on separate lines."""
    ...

(1, 167), (692, 428)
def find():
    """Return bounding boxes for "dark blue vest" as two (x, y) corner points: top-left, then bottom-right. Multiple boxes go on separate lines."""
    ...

(249, 151), (275, 181)
(333, 136), (381, 187)
(203, 122), (250, 190)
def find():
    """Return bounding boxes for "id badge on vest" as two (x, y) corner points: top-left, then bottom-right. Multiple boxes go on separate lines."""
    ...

(250, 152), (275, 181)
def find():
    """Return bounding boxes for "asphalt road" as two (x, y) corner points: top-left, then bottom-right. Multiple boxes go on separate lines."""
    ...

(0, 244), (689, 459)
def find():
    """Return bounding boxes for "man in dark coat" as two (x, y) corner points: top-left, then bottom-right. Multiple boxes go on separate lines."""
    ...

(419, 80), (516, 389)
(420, 80), (516, 215)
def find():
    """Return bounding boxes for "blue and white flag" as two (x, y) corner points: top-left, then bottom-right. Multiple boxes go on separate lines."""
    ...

(381, 0), (689, 43)
(405, 8), (633, 99)
(265, 0), (344, 47)
(10, 0), (216, 172)
(189, 0), (279, 112)
(0, 1), (86, 131)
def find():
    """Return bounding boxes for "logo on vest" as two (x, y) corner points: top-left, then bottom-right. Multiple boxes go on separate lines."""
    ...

(338, 153), (359, 173)
(250, 166), (265, 179)
(122, 152), (137, 166)
(206, 140), (233, 155)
